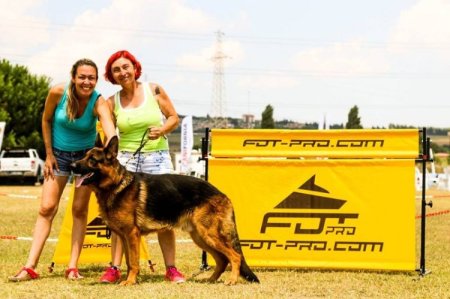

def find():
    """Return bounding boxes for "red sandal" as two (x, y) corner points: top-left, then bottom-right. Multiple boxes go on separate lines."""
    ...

(65, 268), (83, 280)
(8, 267), (40, 282)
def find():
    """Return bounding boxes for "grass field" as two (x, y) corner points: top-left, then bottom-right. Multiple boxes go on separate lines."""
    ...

(428, 135), (450, 147)
(0, 184), (449, 299)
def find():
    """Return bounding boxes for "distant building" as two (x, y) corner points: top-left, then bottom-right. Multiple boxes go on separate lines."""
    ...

(242, 114), (255, 128)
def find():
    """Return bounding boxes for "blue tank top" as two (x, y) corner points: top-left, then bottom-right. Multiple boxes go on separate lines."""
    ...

(52, 88), (100, 151)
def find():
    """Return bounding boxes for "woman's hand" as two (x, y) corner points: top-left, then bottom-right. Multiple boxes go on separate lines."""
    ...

(44, 153), (59, 180)
(147, 126), (166, 140)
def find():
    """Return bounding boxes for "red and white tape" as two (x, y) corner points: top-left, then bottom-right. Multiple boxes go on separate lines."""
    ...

(415, 209), (450, 219)
(0, 192), (39, 199)
(0, 235), (57, 242)
(0, 235), (192, 243)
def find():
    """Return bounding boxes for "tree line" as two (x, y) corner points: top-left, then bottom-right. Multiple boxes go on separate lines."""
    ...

(260, 104), (363, 129)
(0, 59), (50, 157)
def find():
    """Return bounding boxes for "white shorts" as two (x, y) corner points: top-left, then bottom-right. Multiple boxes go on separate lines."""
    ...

(117, 150), (174, 174)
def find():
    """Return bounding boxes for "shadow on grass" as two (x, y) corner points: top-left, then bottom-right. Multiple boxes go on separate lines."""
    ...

(255, 267), (418, 277)
(0, 178), (40, 186)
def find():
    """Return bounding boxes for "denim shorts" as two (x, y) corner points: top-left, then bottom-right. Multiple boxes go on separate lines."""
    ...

(117, 150), (173, 174)
(53, 147), (91, 176)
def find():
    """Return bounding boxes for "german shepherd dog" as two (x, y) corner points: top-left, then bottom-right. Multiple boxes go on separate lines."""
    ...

(70, 136), (259, 286)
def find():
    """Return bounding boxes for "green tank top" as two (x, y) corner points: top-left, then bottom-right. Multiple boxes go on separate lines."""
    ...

(114, 83), (169, 152)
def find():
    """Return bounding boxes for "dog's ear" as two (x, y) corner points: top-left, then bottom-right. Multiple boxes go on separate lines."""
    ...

(95, 134), (104, 148)
(104, 135), (119, 159)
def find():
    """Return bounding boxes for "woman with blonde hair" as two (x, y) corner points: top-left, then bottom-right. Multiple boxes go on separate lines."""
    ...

(9, 58), (116, 281)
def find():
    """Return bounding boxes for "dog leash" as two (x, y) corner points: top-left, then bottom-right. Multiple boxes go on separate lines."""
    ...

(124, 127), (167, 172)
(123, 128), (149, 172)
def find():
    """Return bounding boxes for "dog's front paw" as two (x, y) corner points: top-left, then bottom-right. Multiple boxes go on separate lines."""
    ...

(119, 280), (137, 286)
(224, 279), (237, 286)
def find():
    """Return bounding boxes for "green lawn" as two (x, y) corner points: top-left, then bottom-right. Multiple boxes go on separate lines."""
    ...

(0, 185), (449, 298)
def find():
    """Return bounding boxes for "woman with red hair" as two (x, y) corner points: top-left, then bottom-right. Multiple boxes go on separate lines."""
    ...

(100, 50), (183, 283)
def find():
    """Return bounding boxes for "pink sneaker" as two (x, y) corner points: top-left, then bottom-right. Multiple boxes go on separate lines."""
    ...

(100, 266), (121, 283)
(165, 266), (185, 283)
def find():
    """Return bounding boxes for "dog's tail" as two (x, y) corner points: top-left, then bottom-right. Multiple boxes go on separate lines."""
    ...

(239, 257), (260, 283)
(231, 212), (260, 283)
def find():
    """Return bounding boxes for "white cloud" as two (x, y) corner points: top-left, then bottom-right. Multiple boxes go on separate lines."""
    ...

(290, 40), (390, 77)
(388, 0), (450, 68)
(176, 39), (244, 70)
(0, 0), (50, 55)
(390, 0), (450, 44)
(21, 0), (224, 84)
(166, 0), (216, 32)
(1, 0), (246, 86)
(3, 0), (450, 127)
(281, 1), (450, 83)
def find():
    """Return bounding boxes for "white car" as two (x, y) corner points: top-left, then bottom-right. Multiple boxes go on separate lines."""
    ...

(0, 148), (45, 184)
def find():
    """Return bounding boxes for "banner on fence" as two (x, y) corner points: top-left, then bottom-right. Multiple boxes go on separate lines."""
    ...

(52, 185), (150, 264)
(209, 158), (416, 271)
(210, 129), (419, 159)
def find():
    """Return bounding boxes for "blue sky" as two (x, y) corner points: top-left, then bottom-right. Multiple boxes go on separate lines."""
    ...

(1, 0), (449, 128)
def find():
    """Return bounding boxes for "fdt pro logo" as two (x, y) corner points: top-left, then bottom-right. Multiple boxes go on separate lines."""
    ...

(260, 175), (359, 235)
(241, 175), (384, 252)
(83, 216), (112, 249)
(85, 216), (111, 238)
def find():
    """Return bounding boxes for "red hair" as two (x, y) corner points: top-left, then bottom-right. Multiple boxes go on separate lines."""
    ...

(104, 50), (142, 84)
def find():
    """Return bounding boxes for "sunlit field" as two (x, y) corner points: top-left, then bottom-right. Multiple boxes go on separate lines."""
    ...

(0, 184), (449, 298)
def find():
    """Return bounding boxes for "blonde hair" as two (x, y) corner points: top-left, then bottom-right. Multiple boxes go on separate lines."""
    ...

(66, 58), (98, 121)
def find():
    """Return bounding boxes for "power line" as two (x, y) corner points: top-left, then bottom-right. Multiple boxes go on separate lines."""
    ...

(3, 52), (450, 80)
(3, 20), (450, 50)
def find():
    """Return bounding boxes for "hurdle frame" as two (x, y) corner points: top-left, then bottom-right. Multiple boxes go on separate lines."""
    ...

(199, 127), (433, 276)
(418, 128), (433, 276)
